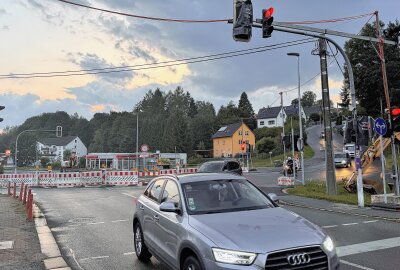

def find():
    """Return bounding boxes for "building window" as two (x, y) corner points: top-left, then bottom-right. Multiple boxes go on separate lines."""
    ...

(245, 140), (249, 144)
(268, 120), (275, 125)
(245, 131), (249, 136)
(238, 130), (243, 136)
(260, 121), (264, 126)
(239, 140), (243, 145)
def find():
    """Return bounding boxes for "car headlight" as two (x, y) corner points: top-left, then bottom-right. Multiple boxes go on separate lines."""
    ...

(212, 248), (256, 265)
(341, 160), (346, 164)
(323, 236), (335, 252)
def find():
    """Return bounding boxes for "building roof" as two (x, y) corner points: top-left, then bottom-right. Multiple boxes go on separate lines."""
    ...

(212, 122), (244, 139)
(38, 136), (78, 146)
(284, 105), (301, 117)
(257, 106), (282, 119)
(304, 106), (322, 117)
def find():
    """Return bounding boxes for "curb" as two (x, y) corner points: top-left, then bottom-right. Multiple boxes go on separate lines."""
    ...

(33, 204), (71, 270)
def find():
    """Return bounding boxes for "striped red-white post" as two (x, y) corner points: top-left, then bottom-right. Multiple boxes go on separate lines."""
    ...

(23, 184), (28, 204)
(19, 183), (24, 201)
(27, 193), (33, 221)
(7, 181), (11, 196)
(26, 189), (31, 210)
(13, 183), (17, 198)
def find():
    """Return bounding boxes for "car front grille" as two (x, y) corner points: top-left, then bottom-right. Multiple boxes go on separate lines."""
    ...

(265, 246), (328, 270)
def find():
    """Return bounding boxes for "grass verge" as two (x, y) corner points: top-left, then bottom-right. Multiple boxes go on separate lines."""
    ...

(286, 181), (371, 206)
(252, 145), (315, 168)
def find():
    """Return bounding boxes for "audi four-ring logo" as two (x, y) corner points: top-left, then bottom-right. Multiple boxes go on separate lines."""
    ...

(287, 253), (311, 265)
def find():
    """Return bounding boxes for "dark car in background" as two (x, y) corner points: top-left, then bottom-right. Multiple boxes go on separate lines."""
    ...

(197, 160), (242, 175)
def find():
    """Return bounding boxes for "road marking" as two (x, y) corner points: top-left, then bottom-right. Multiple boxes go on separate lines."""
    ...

(337, 237), (400, 257)
(87, 222), (105, 225)
(111, 219), (129, 223)
(91, 256), (109, 259)
(321, 225), (338, 228)
(340, 259), (375, 270)
(123, 252), (136, 255)
(342, 222), (358, 226)
(122, 193), (137, 198)
(363, 220), (379, 224)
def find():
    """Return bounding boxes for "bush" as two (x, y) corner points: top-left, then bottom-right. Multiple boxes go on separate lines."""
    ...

(188, 154), (204, 165)
(309, 113), (321, 122)
(51, 161), (61, 170)
(0, 166), (4, 174)
(254, 127), (282, 141)
(40, 157), (50, 167)
(256, 137), (276, 154)
(79, 157), (86, 168)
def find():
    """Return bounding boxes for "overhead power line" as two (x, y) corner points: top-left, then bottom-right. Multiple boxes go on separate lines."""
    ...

(1, 38), (315, 79)
(54, 0), (229, 23)
(55, 0), (374, 26)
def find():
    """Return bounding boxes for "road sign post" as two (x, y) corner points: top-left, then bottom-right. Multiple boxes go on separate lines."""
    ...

(375, 117), (388, 203)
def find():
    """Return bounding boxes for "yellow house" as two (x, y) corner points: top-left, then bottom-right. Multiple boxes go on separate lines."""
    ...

(212, 122), (256, 158)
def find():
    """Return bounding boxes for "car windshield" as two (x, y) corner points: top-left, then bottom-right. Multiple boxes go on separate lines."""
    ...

(335, 153), (346, 158)
(198, 162), (224, 173)
(182, 179), (273, 214)
(346, 145), (355, 151)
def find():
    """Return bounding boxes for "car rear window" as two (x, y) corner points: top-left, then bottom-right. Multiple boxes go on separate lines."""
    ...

(198, 162), (224, 173)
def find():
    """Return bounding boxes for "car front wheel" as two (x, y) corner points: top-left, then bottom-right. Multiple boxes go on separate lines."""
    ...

(134, 223), (152, 262)
(183, 256), (203, 270)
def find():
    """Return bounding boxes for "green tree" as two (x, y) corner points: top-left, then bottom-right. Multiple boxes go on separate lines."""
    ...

(342, 21), (400, 116)
(256, 137), (276, 154)
(63, 149), (71, 161)
(216, 101), (241, 126)
(301, 91), (317, 107)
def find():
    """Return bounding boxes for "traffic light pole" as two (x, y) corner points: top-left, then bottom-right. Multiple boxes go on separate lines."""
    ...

(250, 22), (365, 204)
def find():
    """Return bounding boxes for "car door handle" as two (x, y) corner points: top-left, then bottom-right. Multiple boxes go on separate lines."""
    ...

(154, 214), (160, 221)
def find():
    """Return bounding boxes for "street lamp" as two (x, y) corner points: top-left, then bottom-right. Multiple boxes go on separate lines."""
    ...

(287, 52), (305, 185)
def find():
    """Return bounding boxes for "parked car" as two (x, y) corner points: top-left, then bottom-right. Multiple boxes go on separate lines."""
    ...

(320, 130), (325, 138)
(133, 173), (339, 270)
(343, 143), (355, 158)
(197, 160), (242, 175)
(334, 152), (352, 168)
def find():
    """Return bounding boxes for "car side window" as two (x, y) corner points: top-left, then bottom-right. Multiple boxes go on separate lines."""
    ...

(229, 162), (240, 170)
(161, 180), (181, 206)
(143, 182), (154, 197)
(148, 179), (165, 203)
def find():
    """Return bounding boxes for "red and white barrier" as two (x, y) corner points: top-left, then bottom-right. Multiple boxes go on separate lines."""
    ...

(1, 168), (198, 188)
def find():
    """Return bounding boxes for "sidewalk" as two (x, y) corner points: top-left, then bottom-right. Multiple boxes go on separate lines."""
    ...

(280, 194), (400, 222)
(0, 194), (46, 270)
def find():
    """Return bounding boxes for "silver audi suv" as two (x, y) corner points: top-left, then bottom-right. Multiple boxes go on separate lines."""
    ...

(133, 173), (339, 270)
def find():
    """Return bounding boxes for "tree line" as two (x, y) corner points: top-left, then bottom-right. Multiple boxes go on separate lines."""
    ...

(0, 88), (256, 166)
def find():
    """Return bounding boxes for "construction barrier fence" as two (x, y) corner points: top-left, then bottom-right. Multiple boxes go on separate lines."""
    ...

(0, 168), (197, 188)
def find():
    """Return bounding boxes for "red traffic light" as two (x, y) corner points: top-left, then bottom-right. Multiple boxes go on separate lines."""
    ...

(392, 108), (400, 117)
(263, 7), (274, 18)
(241, 143), (246, 151)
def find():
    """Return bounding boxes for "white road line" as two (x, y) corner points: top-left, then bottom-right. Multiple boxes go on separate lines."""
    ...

(87, 222), (105, 225)
(322, 225), (338, 228)
(91, 256), (109, 260)
(342, 222), (358, 226)
(122, 193), (137, 198)
(337, 237), (400, 257)
(111, 219), (129, 223)
(340, 259), (375, 270)
(123, 252), (136, 255)
(363, 220), (379, 224)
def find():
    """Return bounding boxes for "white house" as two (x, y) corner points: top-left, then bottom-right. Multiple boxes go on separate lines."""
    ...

(37, 136), (87, 162)
(256, 105), (307, 128)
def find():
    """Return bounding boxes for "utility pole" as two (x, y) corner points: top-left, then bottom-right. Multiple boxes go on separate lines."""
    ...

(291, 118), (296, 180)
(280, 92), (286, 163)
(376, 12), (400, 196)
(318, 38), (337, 195)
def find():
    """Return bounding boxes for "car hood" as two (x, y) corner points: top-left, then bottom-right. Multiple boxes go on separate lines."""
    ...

(334, 158), (345, 162)
(188, 207), (326, 254)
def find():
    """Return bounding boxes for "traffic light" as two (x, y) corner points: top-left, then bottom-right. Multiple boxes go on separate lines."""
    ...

(391, 107), (400, 132)
(241, 143), (246, 151)
(233, 0), (253, 42)
(0, 106), (4, 123)
(262, 7), (274, 38)
(357, 116), (369, 146)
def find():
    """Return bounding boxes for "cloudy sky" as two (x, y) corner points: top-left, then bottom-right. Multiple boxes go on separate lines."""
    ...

(0, 0), (398, 126)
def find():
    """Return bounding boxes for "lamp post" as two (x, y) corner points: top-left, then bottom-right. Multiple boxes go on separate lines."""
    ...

(287, 52), (305, 185)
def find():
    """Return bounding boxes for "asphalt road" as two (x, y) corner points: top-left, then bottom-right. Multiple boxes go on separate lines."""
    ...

(33, 185), (400, 270)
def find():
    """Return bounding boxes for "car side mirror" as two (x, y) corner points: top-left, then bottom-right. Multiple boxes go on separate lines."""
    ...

(268, 193), (279, 204)
(160, 202), (181, 213)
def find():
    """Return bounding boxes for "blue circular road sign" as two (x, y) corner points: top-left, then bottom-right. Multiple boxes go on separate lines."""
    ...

(374, 117), (387, 136)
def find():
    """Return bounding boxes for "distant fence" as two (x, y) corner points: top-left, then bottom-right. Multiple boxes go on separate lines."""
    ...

(0, 168), (197, 188)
